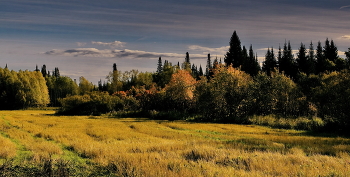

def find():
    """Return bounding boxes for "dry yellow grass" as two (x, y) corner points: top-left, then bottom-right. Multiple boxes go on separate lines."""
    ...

(0, 110), (350, 176)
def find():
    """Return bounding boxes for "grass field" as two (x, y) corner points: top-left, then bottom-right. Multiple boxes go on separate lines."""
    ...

(0, 110), (350, 176)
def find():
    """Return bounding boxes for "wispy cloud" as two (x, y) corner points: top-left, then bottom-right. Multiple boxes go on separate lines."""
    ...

(188, 45), (229, 55)
(340, 5), (350, 9)
(341, 35), (350, 39)
(76, 42), (86, 47)
(91, 41), (126, 48)
(44, 48), (207, 60)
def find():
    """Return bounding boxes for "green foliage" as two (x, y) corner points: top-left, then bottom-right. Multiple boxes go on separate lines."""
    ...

(195, 66), (252, 122)
(58, 91), (124, 115)
(247, 72), (306, 117)
(312, 71), (350, 131)
(249, 115), (325, 131)
(46, 75), (79, 106)
(0, 68), (50, 109)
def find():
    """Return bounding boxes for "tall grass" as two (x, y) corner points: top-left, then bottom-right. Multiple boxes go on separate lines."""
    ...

(0, 110), (349, 176)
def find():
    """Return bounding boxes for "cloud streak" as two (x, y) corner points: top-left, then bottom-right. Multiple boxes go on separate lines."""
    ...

(340, 5), (350, 9)
(92, 41), (126, 48)
(341, 35), (350, 39)
(188, 45), (229, 55)
(44, 48), (207, 60)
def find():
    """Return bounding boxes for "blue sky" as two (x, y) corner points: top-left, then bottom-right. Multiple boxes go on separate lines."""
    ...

(1, 0), (350, 83)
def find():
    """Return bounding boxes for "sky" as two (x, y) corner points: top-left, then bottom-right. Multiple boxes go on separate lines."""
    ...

(1, 0), (350, 84)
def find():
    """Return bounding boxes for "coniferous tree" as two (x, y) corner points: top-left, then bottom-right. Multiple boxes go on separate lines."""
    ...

(296, 43), (308, 74)
(41, 64), (47, 77)
(225, 31), (243, 68)
(182, 52), (191, 71)
(205, 53), (212, 78)
(262, 48), (277, 76)
(323, 38), (338, 62)
(157, 57), (163, 73)
(279, 41), (297, 78)
(345, 48), (350, 68)
(316, 41), (326, 73)
(242, 45), (260, 76)
(35, 65), (40, 72)
(198, 65), (204, 77)
(113, 63), (117, 71)
(53, 67), (60, 78)
(307, 42), (316, 74)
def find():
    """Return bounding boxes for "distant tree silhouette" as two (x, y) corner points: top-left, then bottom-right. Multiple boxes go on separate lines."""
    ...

(205, 53), (212, 79)
(242, 45), (260, 76)
(323, 38), (338, 63)
(262, 48), (277, 76)
(41, 64), (47, 77)
(279, 41), (297, 78)
(52, 67), (60, 78)
(157, 57), (163, 73)
(225, 31), (243, 68)
(296, 43), (308, 74)
(345, 48), (350, 68)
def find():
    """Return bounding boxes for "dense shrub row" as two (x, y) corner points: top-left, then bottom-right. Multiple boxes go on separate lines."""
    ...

(58, 66), (350, 133)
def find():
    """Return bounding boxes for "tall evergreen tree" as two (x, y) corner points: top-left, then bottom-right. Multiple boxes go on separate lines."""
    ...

(182, 52), (191, 71)
(307, 42), (316, 74)
(296, 43), (308, 74)
(262, 48), (277, 76)
(323, 38), (338, 62)
(279, 41), (297, 78)
(53, 67), (60, 78)
(345, 48), (350, 68)
(242, 45), (260, 76)
(35, 65), (40, 72)
(198, 65), (204, 77)
(205, 53), (212, 77)
(316, 41), (326, 73)
(113, 63), (117, 71)
(224, 31), (243, 68)
(41, 64), (47, 77)
(157, 57), (163, 73)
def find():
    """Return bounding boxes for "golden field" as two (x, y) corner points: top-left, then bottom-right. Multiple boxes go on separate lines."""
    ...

(0, 110), (350, 176)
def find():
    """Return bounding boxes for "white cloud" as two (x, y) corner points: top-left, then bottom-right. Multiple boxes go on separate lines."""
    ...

(341, 35), (350, 40)
(45, 48), (207, 60)
(76, 42), (86, 47)
(91, 41), (126, 48)
(188, 45), (229, 55)
(45, 48), (115, 57)
(340, 5), (350, 9)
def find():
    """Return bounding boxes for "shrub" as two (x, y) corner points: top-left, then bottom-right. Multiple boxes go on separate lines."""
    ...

(58, 92), (123, 115)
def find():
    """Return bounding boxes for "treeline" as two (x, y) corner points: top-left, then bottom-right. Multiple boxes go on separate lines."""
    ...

(0, 67), (49, 109)
(2, 31), (350, 133)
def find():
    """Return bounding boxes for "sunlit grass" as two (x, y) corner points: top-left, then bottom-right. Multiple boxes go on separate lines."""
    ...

(0, 110), (350, 176)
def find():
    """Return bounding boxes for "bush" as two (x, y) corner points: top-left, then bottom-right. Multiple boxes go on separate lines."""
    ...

(57, 92), (123, 115)
(249, 115), (325, 131)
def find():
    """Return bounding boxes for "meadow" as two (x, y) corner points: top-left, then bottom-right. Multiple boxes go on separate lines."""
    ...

(0, 110), (350, 176)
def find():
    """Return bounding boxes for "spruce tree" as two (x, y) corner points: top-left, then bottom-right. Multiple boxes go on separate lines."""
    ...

(307, 42), (316, 74)
(224, 31), (243, 68)
(279, 41), (297, 78)
(113, 63), (117, 71)
(262, 48), (277, 76)
(242, 45), (260, 76)
(316, 41), (325, 73)
(157, 57), (163, 73)
(296, 43), (308, 74)
(35, 65), (40, 72)
(345, 48), (350, 68)
(323, 38), (338, 62)
(199, 65), (204, 76)
(41, 64), (47, 77)
(205, 53), (212, 77)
